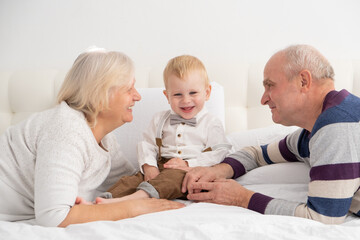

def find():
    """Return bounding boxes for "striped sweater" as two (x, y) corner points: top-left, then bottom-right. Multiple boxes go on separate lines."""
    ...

(223, 89), (360, 224)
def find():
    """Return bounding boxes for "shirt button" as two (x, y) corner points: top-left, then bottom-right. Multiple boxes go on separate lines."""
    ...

(177, 134), (181, 138)
(178, 150), (182, 154)
(181, 122), (185, 125)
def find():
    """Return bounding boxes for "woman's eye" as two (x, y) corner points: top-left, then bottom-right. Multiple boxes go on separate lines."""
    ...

(174, 93), (182, 96)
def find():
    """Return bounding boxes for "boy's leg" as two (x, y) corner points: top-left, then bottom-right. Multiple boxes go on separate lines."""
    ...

(107, 172), (145, 198)
(146, 168), (187, 199)
(96, 190), (150, 204)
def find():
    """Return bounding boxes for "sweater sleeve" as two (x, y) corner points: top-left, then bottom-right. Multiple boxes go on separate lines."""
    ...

(222, 128), (302, 179)
(34, 131), (86, 227)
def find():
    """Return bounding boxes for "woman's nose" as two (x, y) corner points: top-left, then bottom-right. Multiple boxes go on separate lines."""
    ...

(134, 88), (141, 101)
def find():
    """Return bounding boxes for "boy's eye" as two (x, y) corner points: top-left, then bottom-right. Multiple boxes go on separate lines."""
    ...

(190, 91), (197, 95)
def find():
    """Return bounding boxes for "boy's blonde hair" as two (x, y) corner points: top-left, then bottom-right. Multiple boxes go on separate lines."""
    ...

(163, 55), (209, 89)
(57, 48), (134, 127)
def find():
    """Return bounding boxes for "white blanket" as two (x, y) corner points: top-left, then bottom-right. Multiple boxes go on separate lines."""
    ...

(1, 175), (359, 240)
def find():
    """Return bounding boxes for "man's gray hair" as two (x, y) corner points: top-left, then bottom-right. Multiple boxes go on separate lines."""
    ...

(282, 44), (335, 81)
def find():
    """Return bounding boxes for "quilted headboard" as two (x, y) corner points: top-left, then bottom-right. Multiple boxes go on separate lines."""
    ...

(1, 60), (360, 135)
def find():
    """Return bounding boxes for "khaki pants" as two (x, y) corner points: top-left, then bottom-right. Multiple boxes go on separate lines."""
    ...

(107, 157), (187, 199)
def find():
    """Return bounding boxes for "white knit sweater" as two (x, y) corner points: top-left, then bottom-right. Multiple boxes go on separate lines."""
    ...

(0, 102), (135, 227)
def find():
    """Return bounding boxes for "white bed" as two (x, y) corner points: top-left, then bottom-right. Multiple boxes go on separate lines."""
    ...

(1, 64), (360, 239)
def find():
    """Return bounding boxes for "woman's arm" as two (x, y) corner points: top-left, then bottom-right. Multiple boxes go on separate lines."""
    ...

(58, 198), (184, 227)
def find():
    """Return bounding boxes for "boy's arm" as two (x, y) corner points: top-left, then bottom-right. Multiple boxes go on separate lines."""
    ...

(137, 112), (163, 173)
(142, 164), (160, 181)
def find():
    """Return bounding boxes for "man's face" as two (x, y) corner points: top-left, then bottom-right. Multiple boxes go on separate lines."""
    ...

(261, 53), (302, 126)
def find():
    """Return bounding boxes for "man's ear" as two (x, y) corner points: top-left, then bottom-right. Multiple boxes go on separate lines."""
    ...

(205, 84), (212, 101)
(299, 70), (312, 91)
(163, 90), (170, 104)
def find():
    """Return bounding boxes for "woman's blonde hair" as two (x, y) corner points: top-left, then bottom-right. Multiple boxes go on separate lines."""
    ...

(57, 48), (134, 126)
(163, 55), (209, 89)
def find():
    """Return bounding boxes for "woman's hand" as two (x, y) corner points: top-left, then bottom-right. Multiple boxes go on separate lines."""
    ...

(143, 164), (160, 181)
(125, 198), (185, 218)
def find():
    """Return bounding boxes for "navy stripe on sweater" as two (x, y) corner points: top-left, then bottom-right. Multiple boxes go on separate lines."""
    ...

(307, 196), (353, 217)
(312, 90), (360, 136)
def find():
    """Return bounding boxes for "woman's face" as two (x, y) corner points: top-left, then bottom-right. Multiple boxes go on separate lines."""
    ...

(104, 78), (141, 128)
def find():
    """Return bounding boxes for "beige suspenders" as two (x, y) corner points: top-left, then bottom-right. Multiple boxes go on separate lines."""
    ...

(155, 110), (171, 161)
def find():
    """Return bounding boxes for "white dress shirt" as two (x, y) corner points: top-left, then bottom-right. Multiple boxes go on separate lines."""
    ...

(137, 107), (231, 172)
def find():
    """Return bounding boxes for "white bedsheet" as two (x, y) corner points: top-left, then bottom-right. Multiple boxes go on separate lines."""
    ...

(1, 163), (360, 240)
(1, 201), (359, 240)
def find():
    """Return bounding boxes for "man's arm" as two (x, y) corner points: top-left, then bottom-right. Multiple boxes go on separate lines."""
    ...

(224, 128), (303, 179)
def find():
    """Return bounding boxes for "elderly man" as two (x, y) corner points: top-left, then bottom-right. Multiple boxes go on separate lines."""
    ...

(176, 45), (360, 224)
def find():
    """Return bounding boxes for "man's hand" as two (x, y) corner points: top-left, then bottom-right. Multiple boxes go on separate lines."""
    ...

(143, 164), (160, 181)
(181, 166), (218, 194)
(181, 163), (235, 194)
(186, 178), (255, 208)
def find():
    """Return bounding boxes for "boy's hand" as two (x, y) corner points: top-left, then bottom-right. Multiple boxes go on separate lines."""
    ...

(143, 164), (160, 181)
(163, 157), (189, 170)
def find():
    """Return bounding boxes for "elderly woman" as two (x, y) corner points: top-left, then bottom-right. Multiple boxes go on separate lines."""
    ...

(0, 48), (184, 227)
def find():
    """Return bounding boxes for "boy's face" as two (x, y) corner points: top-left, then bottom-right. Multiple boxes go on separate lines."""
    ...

(163, 71), (211, 119)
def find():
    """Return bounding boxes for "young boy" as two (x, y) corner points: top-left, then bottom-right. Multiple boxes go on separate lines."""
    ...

(97, 55), (231, 203)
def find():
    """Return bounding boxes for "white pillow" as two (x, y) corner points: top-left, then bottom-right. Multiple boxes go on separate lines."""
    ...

(226, 124), (310, 185)
(226, 124), (299, 152)
(237, 162), (310, 185)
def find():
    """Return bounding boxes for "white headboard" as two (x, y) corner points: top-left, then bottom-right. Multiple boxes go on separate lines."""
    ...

(1, 60), (360, 135)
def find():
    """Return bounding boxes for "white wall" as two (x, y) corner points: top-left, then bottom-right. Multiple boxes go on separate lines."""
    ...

(1, 0), (360, 133)
(1, 0), (359, 72)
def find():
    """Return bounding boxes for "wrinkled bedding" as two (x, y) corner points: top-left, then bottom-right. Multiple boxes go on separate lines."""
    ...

(1, 162), (359, 240)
